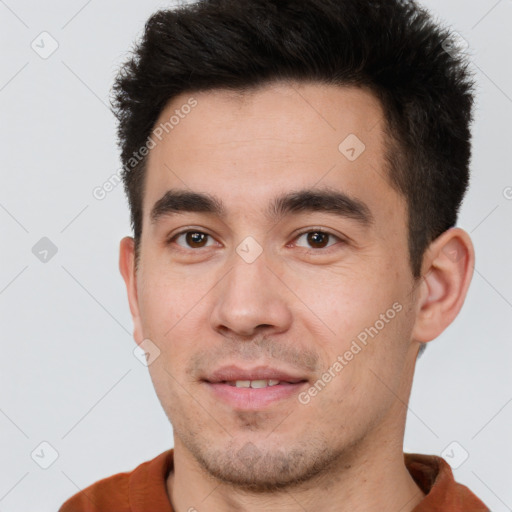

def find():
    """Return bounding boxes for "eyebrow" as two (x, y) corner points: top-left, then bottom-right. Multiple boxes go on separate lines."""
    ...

(150, 187), (373, 226)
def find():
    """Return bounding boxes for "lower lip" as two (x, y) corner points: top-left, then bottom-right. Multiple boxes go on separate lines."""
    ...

(204, 381), (308, 409)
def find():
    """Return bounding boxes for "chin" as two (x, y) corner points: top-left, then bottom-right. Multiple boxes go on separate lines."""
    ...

(184, 435), (341, 492)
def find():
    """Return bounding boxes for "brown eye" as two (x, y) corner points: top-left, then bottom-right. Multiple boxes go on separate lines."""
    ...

(295, 230), (341, 250)
(170, 230), (215, 249)
(306, 231), (329, 248)
(185, 232), (208, 248)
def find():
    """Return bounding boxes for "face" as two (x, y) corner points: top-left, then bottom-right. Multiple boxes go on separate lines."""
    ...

(123, 81), (423, 490)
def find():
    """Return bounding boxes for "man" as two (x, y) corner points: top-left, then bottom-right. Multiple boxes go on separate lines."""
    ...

(60, 0), (489, 510)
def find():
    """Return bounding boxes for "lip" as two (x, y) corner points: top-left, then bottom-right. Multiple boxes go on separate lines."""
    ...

(205, 364), (308, 384)
(202, 365), (309, 410)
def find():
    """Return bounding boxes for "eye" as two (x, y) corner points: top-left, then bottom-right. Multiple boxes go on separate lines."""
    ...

(293, 229), (344, 251)
(168, 230), (217, 250)
(166, 228), (346, 253)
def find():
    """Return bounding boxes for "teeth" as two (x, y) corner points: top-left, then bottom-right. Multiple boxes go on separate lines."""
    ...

(229, 379), (281, 388)
(250, 379), (270, 389)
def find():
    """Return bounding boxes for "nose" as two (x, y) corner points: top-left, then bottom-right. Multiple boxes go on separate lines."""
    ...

(209, 249), (293, 339)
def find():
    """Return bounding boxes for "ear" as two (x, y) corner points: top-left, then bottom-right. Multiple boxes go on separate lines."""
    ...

(119, 236), (144, 344)
(411, 227), (475, 343)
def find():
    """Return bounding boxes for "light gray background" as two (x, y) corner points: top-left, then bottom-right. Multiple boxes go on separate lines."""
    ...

(1, 0), (511, 510)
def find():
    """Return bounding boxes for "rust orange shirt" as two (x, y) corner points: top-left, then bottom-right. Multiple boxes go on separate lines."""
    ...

(59, 450), (489, 511)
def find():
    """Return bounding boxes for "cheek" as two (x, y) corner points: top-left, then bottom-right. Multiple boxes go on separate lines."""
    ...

(296, 267), (413, 390)
(146, 360), (191, 428)
(294, 265), (401, 334)
(138, 267), (200, 335)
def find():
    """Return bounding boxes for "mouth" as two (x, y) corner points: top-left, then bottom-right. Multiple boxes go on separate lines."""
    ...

(202, 366), (309, 409)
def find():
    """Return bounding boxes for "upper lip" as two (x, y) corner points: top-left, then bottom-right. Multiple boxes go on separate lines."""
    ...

(204, 365), (309, 384)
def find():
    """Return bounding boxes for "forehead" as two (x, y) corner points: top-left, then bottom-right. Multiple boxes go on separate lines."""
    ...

(142, 81), (404, 229)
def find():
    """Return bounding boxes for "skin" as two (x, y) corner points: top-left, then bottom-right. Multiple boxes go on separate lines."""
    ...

(119, 81), (475, 512)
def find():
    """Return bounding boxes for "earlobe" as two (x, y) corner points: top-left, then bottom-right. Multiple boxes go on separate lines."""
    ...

(119, 236), (144, 344)
(411, 228), (475, 343)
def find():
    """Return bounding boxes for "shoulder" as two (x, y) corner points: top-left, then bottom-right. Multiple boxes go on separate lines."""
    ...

(59, 470), (131, 512)
(58, 449), (174, 512)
